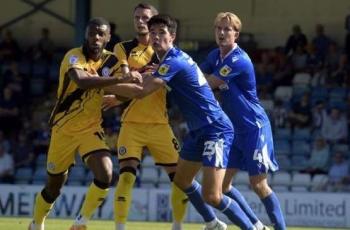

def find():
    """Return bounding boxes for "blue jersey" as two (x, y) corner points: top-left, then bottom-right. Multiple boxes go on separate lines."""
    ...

(153, 47), (225, 131)
(200, 46), (269, 133)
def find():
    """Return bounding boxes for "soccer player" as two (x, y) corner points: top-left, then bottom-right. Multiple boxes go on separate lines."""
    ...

(104, 3), (188, 230)
(200, 12), (286, 230)
(28, 17), (140, 230)
(105, 14), (258, 230)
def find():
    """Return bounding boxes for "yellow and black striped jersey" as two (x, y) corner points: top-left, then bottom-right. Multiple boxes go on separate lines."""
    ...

(49, 46), (121, 134)
(114, 39), (168, 124)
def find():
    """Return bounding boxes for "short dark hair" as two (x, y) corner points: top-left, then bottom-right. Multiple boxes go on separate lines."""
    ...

(87, 17), (110, 30)
(134, 3), (158, 16)
(147, 14), (177, 34)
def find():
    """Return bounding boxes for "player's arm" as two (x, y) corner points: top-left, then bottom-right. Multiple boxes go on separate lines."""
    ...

(67, 68), (126, 89)
(104, 73), (164, 99)
(200, 56), (225, 89)
(204, 73), (226, 90)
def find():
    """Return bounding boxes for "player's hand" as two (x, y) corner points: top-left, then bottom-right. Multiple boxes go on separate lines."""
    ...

(102, 95), (123, 111)
(124, 71), (143, 84)
(86, 68), (99, 77)
(144, 63), (159, 73)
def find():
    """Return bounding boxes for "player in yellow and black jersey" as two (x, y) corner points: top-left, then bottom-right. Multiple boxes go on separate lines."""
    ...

(28, 17), (141, 230)
(102, 3), (187, 230)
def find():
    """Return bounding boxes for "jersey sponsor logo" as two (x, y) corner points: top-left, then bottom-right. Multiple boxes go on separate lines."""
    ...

(102, 67), (110, 77)
(118, 146), (127, 155)
(69, 55), (78, 65)
(232, 56), (239, 63)
(219, 65), (232, 77)
(158, 64), (170, 76)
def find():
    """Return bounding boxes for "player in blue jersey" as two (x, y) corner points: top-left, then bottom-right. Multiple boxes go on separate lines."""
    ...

(105, 14), (258, 230)
(200, 12), (286, 230)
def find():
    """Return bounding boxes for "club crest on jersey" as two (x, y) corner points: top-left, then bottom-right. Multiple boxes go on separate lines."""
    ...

(219, 65), (232, 77)
(69, 55), (78, 64)
(47, 162), (56, 171)
(118, 146), (127, 155)
(158, 64), (170, 76)
(102, 67), (110, 77)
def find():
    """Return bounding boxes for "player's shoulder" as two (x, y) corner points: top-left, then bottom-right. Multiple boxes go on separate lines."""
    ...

(207, 48), (220, 58)
(225, 46), (251, 67)
(116, 38), (139, 52)
(62, 47), (86, 65)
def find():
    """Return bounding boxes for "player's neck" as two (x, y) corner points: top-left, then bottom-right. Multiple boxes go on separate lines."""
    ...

(137, 33), (150, 46)
(155, 46), (173, 62)
(219, 43), (237, 60)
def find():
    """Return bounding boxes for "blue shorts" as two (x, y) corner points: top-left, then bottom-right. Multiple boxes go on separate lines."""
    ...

(180, 115), (234, 168)
(228, 123), (279, 175)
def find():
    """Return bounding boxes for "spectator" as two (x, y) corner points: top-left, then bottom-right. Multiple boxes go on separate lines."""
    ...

(290, 43), (309, 72)
(288, 92), (312, 129)
(285, 25), (308, 55)
(310, 65), (327, 87)
(300, 136), (330, 176)
(312, 24), (331, 62)
(105, 22), (121, 51)
(306, 44), (322, 71)
(0, 143), (14, 183)
(311, 100), (327, 132)
(321, 108), (348, 144)
(31, 121), (50, 156)
(12, 132), (35, 169)
(325, 152), (349, 191)
(2, 61), (26, 103)
(0, 87), (21, 137)
(272, 48), (293, 87)
(0, 130), (11, 153)
(34, 27), (55, 63)
(0, 30), (21, 62)
(325, 42), (342, 71)
(256, 63), (273, 93)
(272, 99), (289, 128)
(328, 54), (349, 87)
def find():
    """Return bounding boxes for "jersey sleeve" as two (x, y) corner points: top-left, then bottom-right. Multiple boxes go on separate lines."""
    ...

(152, 58), (179, 83)
(61, 49), (85, 72)
(64, 49), (86, 70)
(114, 43), (128, 67)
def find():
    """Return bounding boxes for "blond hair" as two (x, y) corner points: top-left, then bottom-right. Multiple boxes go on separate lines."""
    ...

(214, 12), (242, 32)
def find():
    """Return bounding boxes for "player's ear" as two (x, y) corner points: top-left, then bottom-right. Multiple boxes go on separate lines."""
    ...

(234, 31), (240, 39)
(170, 32), (176, 42)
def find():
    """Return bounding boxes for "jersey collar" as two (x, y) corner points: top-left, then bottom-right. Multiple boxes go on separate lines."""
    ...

(220, 43), (238, 62)
(157, 45), (174, 63)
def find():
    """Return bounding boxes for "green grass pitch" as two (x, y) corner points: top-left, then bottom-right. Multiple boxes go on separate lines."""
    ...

(1, 217), (347, 230)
